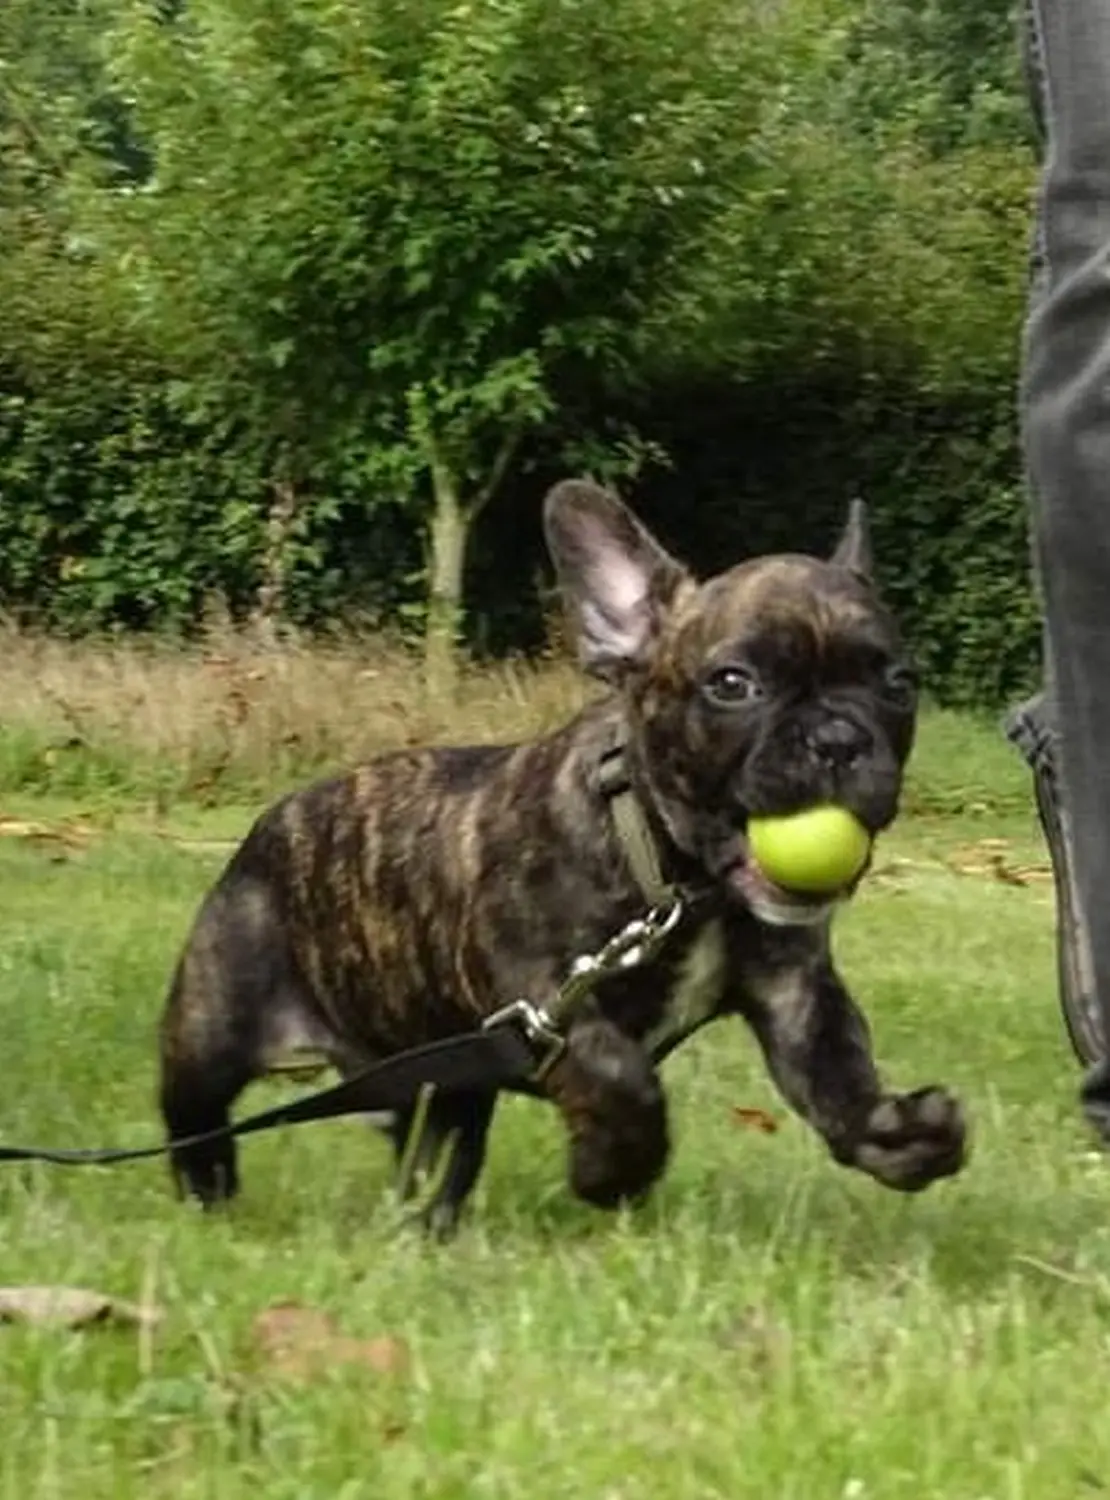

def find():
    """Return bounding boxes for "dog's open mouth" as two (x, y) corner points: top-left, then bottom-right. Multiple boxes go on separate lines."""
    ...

(716, 837), (847, 929)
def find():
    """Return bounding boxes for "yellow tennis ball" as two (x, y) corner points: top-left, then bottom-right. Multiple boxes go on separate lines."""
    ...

(747, 805), (871, 894)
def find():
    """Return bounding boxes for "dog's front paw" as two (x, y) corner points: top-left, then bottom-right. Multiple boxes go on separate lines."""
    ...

(546, 1018), (671, 1209)
(847, 1086), (968, 1192)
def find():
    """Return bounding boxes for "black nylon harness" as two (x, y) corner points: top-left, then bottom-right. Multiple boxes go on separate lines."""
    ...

(0, 743), (695, 1172)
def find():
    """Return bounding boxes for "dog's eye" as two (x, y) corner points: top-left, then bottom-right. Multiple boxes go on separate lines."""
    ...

(883, 664), (918, 703)
(703, 665), (762, 707)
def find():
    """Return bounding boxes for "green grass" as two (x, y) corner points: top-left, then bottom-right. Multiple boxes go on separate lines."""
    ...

(2, 709), (1109, 1499)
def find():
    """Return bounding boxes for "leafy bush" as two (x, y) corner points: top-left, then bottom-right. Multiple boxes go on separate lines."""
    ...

(0, 0), (1042, 708)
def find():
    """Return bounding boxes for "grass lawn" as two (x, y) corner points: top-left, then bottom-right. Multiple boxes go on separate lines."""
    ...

(2, 685), (1109, 1499)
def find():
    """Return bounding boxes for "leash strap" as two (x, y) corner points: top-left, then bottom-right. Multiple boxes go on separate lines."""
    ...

(0, 1022), (538, 1168)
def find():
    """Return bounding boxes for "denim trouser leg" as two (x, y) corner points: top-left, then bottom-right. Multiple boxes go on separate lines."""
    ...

(1007, 0), (1110, 1126)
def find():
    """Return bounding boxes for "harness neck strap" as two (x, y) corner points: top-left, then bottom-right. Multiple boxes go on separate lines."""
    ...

(597, 742), (674, 908)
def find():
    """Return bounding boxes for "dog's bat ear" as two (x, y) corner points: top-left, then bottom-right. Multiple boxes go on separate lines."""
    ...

(543, 479), (690, 682)
(830, 498), (872, 579)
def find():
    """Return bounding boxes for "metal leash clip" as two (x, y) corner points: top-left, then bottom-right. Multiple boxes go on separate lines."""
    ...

(483, 892), (686, 1078)
(480, 997), (565, 1082)
(554, 895), (685, 1016)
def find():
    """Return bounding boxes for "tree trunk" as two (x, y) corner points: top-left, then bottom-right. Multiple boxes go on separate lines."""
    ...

(252, 477), (298, 647)
(420, 427), (521, 699)
(423, 459), (470, 701)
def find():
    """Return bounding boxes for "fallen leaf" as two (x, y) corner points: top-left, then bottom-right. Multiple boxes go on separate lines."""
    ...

(980, 852), (1052, 887)
(946, 839), (1052, 887)
(730, 1106), (780, 1134)
(252, 1302), (410, 1382)
(0, 814), (96, 853)
(0, 1285), (162, 1329)
(354, 1335), (411, 1377)
(253, 1301), (333, 1357)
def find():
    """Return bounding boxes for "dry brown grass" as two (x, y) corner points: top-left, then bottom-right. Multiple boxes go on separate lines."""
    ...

(0, 621), (1036, 821)
(0, 621), (595, 806)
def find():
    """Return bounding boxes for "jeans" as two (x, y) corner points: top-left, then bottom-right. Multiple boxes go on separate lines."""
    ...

(1006, 0), (1110, 1129)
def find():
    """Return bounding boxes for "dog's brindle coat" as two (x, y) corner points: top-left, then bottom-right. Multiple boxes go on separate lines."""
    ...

(159, 481), (968, 1233)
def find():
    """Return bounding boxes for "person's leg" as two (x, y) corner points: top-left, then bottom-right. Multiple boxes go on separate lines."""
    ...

(1008, 0), (1110, 1125)
(1006, 689), (1101, 1063)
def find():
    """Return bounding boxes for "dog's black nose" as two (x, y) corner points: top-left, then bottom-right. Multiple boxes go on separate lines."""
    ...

(806, 716), (872, 770)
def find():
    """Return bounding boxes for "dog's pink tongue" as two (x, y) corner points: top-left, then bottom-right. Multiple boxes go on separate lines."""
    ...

(728, 858), (832, 910)
(728, 860), (784, 902)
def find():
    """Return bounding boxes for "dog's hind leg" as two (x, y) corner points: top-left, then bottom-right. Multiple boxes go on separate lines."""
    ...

(157, 882), (337, 1209)
(158, 951), (255, 1208)
(742, 959), (968, 1192)
(159, 1023), (251, 1208)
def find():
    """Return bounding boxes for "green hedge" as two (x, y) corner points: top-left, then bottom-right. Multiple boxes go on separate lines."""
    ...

(629, 377), (1039, 709)
(0, 375), (424, 633)
(0, 364), (1040, 710)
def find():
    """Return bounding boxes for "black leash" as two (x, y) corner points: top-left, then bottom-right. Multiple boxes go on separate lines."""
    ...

(0, 1020), (540, 1168)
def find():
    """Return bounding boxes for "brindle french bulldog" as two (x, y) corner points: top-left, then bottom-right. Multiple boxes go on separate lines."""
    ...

(158, 480), (968, 1233)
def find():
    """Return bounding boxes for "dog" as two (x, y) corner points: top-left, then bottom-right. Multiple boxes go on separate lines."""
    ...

(157, 480), (968, 1234)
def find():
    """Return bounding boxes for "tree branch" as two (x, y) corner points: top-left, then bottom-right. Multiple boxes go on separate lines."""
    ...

(467, 425), (523, 523)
